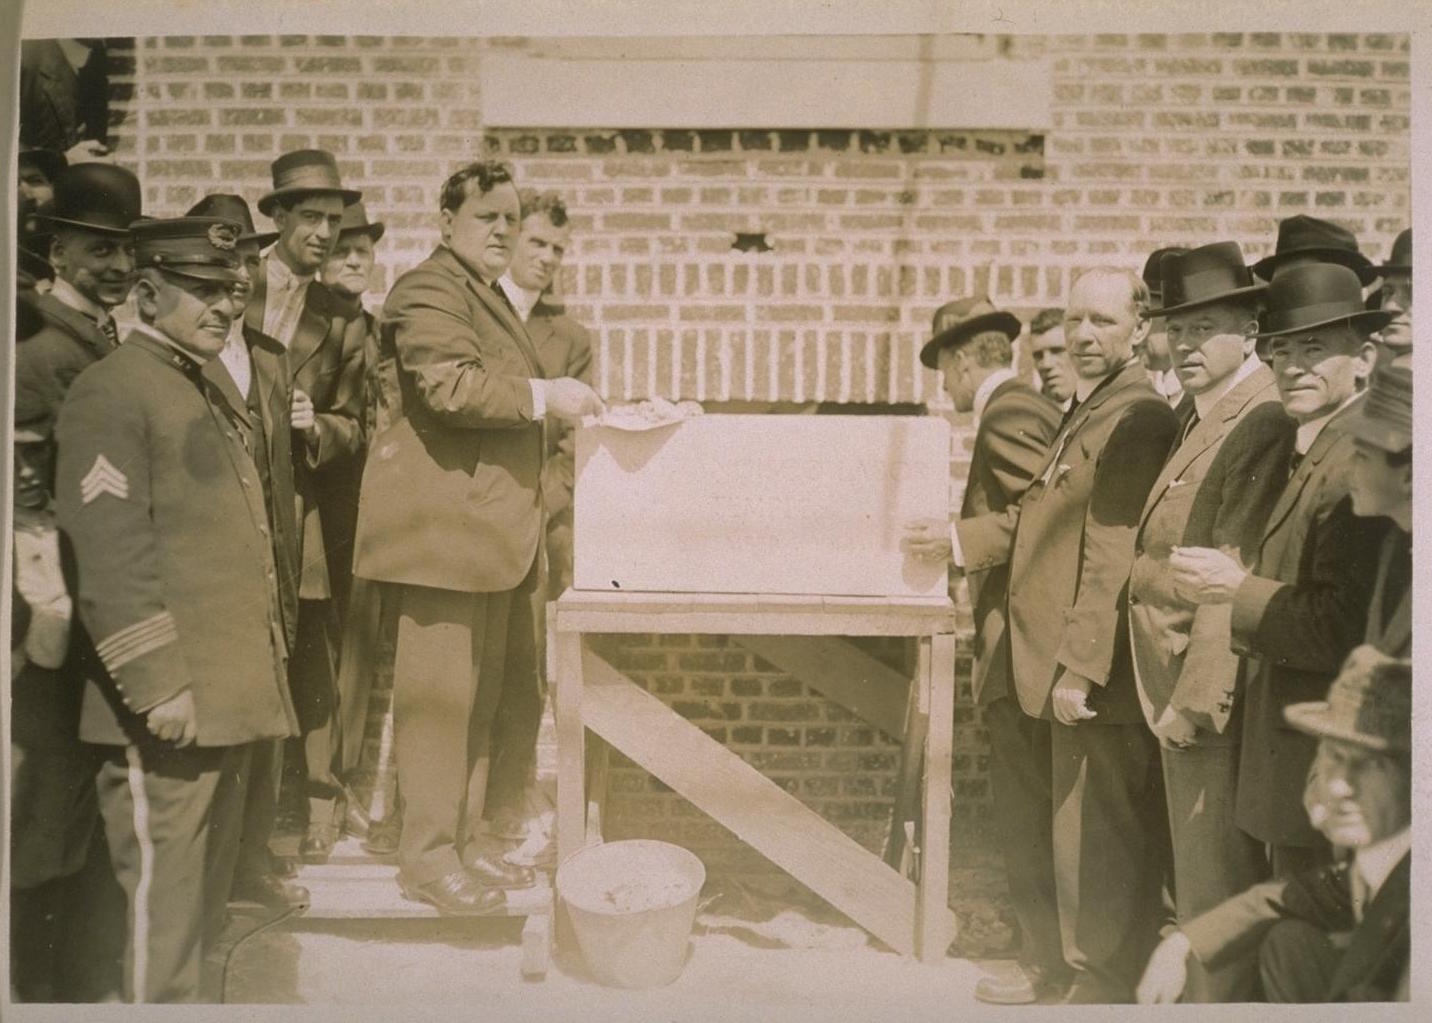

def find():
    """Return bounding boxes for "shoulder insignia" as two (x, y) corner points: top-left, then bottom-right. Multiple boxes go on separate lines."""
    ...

(81, 454), (130, 504)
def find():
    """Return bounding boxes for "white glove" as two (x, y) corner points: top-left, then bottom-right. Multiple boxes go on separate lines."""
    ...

(14, 519), (73, 669)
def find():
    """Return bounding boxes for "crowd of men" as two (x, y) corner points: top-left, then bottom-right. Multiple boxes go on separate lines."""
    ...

(904, 218), (1412, 1004)
(7, 130), (1415, 1006)
(11, 145), (601, 1002)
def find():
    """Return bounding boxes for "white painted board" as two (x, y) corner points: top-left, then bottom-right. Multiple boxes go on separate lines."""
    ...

(573, 415), (950, 598)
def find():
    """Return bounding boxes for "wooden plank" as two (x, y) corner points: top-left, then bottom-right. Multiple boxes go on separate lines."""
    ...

(574, 415), (950, 598)
(883, 654), (929, 872)
(733, 636), (910, 740)
(578, 647), (958, 957)
(299, 866), (552, 920)
(553, 629), (586, 867)
(585, 734), (610, 847)
(557, 609), (952, 637)
(918, 634), (957, 961)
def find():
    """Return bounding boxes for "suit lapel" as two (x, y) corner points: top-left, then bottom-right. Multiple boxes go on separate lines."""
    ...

(1366, 533), (1412, 654)
(201, 358), (254, 430)
(36, 293), (111, 362)
(287, 285), (331, 376)
(245, 254), (269, 336)
(1034, 360), (1143, 483)
(430, 248), (542, 377)
(1329, 854), (1409, 1000)
(1260, 394), (1362, 549)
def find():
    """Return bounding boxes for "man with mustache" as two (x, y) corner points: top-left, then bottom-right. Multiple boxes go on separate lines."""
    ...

(352, 161), (604, 914)
(1170, 264), (1388, 881)
(250, 149), (370, 862)
(10, 161), (140, 1002)
(54, 217), (300, 1002)
(1126, 242), (1294, 1001)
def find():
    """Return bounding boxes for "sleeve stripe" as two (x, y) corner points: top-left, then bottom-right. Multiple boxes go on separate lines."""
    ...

(95, 612), (179, 672)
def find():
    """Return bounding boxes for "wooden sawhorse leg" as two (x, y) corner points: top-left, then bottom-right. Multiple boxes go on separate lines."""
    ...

(916, 633), (956, 962)
(552, 628), (587, 867)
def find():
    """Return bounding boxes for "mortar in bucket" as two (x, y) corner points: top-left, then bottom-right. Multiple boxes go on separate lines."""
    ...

(555, 839), (706, 988)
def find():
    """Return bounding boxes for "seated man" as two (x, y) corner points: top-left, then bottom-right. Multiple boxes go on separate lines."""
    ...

(1137, 647), (1410, 1003)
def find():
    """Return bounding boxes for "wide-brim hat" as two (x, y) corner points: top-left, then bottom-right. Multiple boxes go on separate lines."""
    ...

(18, 146), (67, 183)
(1344, 355), (1412, 453)
(1251, 214), (1376, 284)
(35, 162), (142, 236)
(1254, 263), (1393, 340)
(1151, 241), (1266, 317)
(1378, 228), (1411, 273)
(132, 216), (246, 284)
(186, 193), (279, 248)
(336, 200), (385, 243)
(919, 296), (1022, 369)
(1140, 246), (1188, 307)
(1284, 646), (1411, 752)
(257, 149), (361, 217)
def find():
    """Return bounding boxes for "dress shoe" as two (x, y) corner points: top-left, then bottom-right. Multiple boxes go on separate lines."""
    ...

(341, 785), (371, 839)
(363, 811), (402, 857)
(231, 872), (310, 910)
(398, 870), (506, 916)
(461, 846), (537, 889)
(975, 963), (1073, 1005)
(268, 850), (298, 879)
(299, 821), (340, 864)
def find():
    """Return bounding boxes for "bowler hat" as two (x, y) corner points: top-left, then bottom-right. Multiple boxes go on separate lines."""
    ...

(18, 147), (67, 184)
(132, 217), (246, 284)
(1151, 241), (1266, 317)
(919, 296), (1021, 370)
(186, 193), (279, 249)
(1251, 215), (1375, 284)
(1284, 646), (1411, 753)
(35, 162), (142, 236)
(1140, 246), (1187, 305)
(257, 149), (361, 217)
(1254, 263), (1392, 339)
(336, 200), (385, 243)
(1345, 355), (1412, 454)
(1378, 228), (1411, 273)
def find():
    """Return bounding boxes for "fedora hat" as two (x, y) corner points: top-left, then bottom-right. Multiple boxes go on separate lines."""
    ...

(1151, 241), (1266, 317)
(919, 296), (1021, 370)
(1285, 646), (1410, 753)
(35, 162), (142, 236)
(1140, 246), (1187, 306)
(1345, 355), (1412, 453)
(1378, 228), (1411, 273)
(132, 217), (246, 284)
(336, 200), (385, 243)
(1254, 263), (1392, 340)
(257, 149), (361, 217)
(1251, 215), (1375, 284)
(186, 193), (279, 248)
(18, 146), (67, 184)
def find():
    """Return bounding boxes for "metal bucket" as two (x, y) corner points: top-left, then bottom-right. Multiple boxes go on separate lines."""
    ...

(555, 839), (706, 989)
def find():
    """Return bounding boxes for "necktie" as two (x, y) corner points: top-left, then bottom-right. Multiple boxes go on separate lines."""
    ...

(489, 279), (520, 320)
(98, 315), (119, 348)
(1181, 411), (1200, 445)
(1288, 449), (1305, 480)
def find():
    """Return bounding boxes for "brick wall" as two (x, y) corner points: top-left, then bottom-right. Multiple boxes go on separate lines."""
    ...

(98, 32), (1410, 903)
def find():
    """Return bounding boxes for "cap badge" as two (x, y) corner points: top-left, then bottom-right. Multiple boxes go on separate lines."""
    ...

(208, 223), (238, 251)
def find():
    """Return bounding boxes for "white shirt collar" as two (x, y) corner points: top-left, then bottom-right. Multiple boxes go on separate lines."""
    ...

(972, 367), (1017, 426)
(263, 245), (313, 290)
(1192, 353), (1263, 421)
(50, 277), (110, 323)
(1148, 366), (1183, 405)
(497, 273), (542, 323)
(1295, 392), (1361, 455)
(1354, 826), (1410, 903)
(218, 317), (252, 398)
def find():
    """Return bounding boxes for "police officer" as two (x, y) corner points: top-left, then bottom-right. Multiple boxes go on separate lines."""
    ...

(55, 217), (300, 1003)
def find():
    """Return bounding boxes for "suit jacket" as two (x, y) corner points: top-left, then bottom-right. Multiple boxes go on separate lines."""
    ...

(1128, 367), (1293, 738)
(527, 297), (594, 524)
(55, 331), (299, 747)
(1231, 397), (1387, 846)
(246, 255), (367, 604)
(959, 377), (1060, 705)
(353, 245), (546, 594)
(959, 360), (1180, 720)
(203, 326), (302, 652)
(1364, 529), (1410, 658)
(1183, 854), (1409, 1002)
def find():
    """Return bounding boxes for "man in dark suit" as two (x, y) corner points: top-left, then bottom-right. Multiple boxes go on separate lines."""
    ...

(1138, 247), (1189, 408)
(1171, 264), (1388, 880)
(55, 217), (301, 1002)
(915, 268), (1181, 1001)
(1371, 228), (1411, 358)
(1127, 242), (1294, 1001)
(352, 161), (604, 914)
(905, 296), (1061, 1003)
(1138, 649), (1409, 1003)
(249, 149), (369, 861)
(186, 194), (308, 912)
(10, 162), (139, 1002)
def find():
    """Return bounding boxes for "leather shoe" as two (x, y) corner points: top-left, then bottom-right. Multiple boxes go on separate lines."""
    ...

(268, 850), (298, 879)
(975, 964), (1073, 1005)
(398, 870), (506, 916)
(299, 821), (340, 864)
(231, 872), (310, 910)
(342, 785), (371, 839)
(461, 846), (536, 889)
(364, 811), (402, 857)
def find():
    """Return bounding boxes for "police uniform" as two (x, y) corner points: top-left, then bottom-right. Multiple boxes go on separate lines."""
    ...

(54, 218), (299, 1003)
